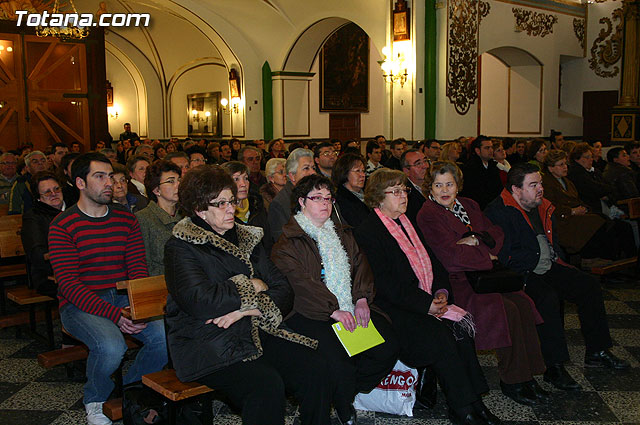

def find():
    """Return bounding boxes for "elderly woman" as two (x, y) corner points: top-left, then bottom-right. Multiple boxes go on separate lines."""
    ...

(332, 153), (370, 227)
(21, 171), (66, 297)
(164, 166), (330, 425)
(135, 160), (182, 276)
(259, 158), (286, 211)
(111, 163), (148, 213)
(542, 150), (635, 261)
(355, 169), (501, 425)
(417, 161), (547, 406)
(271, 174), (398, 425)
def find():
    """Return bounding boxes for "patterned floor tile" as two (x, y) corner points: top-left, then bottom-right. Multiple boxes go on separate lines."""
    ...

(530, 390), (618, 422)
(583, 366), (640, 391)
(611, 329), (640, 347)
(0, 340), (31, 360)
(604, 300), (639, 315)
(0, 359), (47, 383)
(0, 409), (61, 425)
(564, 313), (581, 330)
(605, 314), (640, 329)
(0, 382), (83, 410)
(608, 289), (640, 301)
(599, 391), (640, 423)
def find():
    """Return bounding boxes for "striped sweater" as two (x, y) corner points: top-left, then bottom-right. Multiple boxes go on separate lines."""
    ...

(48, 204), (149, 323)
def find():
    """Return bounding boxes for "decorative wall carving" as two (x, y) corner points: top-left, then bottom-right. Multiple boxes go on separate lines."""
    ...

(512, 8), (558, 37)
(589, 7), (623, 78)
(446, 0), (489, 115)
(573, 18), (585, 49)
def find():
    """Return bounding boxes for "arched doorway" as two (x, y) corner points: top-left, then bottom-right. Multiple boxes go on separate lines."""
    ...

(479, 46), (543, 136)
(271, 17), (385, 140)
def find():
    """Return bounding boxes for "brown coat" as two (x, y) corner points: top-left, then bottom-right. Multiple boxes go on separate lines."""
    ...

(271, 216), (377, 321)
(542, 172), (605, 253)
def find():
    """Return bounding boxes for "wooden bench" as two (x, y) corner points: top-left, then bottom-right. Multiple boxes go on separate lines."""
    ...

(0, 228), (27, 317)
(6, 287), (56, 349)
(618, 197), (640, 219)
(116, 275), (213, 424)
(591, 256), (637, 276)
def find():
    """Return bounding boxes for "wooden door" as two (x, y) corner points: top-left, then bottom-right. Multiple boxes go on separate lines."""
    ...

(583, 91), (618, 144)
(0, 34), (90, 150)
(329, 113), (361, 141)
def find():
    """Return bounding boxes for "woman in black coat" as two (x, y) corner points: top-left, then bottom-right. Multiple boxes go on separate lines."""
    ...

(354, 169), (500, 425)
(164, 166), (330, 425)
(332, 153), (370, 226)
(21, 172), (65, 297)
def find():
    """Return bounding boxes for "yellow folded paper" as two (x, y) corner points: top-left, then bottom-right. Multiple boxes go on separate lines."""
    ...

(332, 318), (385, 357)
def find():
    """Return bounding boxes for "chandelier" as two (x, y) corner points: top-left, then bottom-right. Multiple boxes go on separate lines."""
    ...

(35, 0), (90, 40)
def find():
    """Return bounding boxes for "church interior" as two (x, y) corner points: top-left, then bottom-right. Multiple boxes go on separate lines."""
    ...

(0, 0), (640, 424)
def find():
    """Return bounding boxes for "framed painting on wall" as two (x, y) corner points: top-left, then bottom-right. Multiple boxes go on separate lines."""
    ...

(320, 23), (369, 112)
(187, 92), (222, 137)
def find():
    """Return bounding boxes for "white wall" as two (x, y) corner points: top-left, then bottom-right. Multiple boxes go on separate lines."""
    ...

(105, 50), (139, 139)
(509, 65), (542, 134)
(480, 53), (508, 136)
(168, 65), (232, 137)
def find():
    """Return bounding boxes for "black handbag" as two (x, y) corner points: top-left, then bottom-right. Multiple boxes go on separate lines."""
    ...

(466, 261), (523, 294)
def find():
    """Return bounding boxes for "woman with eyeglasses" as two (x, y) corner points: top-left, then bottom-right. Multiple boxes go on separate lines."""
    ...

(354, 169), (501, 425)
(271, 174), (398, 425)
(135, 160), (183, 276)
(164, 166), (331, 425)
(21, 171), (66, 298)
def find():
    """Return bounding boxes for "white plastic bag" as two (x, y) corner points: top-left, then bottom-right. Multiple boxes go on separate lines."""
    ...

(353, 360), (418, 417)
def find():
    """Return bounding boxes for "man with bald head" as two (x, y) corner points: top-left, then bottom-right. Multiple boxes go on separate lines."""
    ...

(9, 150), (48, 214)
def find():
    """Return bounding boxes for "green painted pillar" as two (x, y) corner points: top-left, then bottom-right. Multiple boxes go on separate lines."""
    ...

(425, 0), (437, 139)
(262, 61), (273, 140)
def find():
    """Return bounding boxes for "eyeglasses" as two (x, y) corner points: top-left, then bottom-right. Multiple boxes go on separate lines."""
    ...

(305, 195), (335, 204)
(349, 168), (366, 175)
(159, 177), (181, 186)
(40, 187), (62, 198)
(384, 187), (411, 197)
(209, 198), (239, 209)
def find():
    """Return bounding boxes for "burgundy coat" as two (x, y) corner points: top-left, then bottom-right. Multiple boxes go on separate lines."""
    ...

(417, 196), (542, 350)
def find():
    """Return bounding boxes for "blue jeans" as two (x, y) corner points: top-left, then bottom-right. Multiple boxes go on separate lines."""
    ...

(60, 289), (168, 404)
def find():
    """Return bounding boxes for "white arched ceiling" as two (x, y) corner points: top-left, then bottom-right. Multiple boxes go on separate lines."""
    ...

(487, 46), (543, 67)
(282, 17), (351, 71)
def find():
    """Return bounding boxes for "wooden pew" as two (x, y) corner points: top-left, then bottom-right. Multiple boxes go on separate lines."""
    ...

(0, 203), (9, 216)
(115, 275), (213, 425)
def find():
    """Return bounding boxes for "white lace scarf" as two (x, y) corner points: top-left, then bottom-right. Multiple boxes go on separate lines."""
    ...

(294, 211), (354, 313)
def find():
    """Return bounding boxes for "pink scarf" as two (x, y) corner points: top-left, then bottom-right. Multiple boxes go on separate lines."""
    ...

(375, 208), (470, 323)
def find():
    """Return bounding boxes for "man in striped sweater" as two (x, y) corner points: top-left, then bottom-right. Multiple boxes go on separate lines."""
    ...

(49, 153), (167, 425)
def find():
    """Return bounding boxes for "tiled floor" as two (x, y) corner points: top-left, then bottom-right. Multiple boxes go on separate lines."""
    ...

(0, 274), (639, 425)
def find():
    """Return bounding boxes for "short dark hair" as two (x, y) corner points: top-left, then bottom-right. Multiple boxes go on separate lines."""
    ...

(366, 140), (380, 155)
(390, 138), (405, 149)
(506, 162), (540, 193)
(400, 148), (421, 169)
(503, 138), (516, 150)
(291, 174), (335, 214)
(220, 160), (248, 176)
(60, 152), (80, 173)
(471, 135), (490, 153)
(186, 145), (207, 160)
(52, 142), (68, 152)
(178, 165), (237, 218)
(332, 153), (365, 187)
(144, 160), (182, 202)
(126, 155), (150, 174)
(31, 171), (59, 199)
(607, 147), (625, 163)
(424, 139), (439, 149)
(525, 139), (547, 161)
(71, 153), (112, 185)
(313, 142), (334, 158)
(549, 129), (562, 144)
(625, 141), (640, 153)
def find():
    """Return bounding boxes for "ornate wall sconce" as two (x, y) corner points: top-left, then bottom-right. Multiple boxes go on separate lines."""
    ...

(107, 103), (120, 119)
(378, 46), (408, 87)
(221, 97), (240, 114)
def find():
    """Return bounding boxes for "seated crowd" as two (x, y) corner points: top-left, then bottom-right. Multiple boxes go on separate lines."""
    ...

(2, 129), (638, 425)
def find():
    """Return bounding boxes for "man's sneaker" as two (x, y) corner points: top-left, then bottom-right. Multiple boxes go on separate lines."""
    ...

(85, 402), (112, 425)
